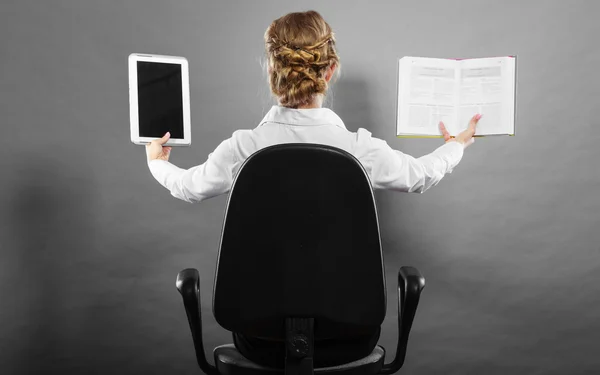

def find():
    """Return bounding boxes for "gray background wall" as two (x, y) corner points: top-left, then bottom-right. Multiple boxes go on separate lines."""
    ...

(1, 0), (598, 374)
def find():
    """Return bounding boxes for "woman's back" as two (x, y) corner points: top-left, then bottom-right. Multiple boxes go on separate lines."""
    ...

(231, 106), (374, 168)
(147, 103), (465, 203)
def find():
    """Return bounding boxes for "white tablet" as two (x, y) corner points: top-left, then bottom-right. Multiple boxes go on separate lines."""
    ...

(129, 53), (191, 146)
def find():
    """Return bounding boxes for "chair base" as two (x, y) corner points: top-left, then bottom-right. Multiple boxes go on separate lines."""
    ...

(214, 344), (385, 375)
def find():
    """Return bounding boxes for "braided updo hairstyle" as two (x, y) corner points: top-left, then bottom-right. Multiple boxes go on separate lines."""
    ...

(264, 10), (340, 108)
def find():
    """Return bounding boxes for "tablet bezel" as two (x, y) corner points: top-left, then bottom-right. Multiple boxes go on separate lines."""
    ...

(129, 53), (192, 146)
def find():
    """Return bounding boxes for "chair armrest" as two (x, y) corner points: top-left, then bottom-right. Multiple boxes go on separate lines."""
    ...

(176, 268), (218, 375)
(380, 266), (425, 374)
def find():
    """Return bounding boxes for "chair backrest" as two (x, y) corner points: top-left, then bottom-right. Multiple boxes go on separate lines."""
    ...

(212, 144), (386, 340)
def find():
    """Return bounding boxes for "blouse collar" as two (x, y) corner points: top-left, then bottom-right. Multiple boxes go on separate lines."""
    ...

(259, 105), (347, 129)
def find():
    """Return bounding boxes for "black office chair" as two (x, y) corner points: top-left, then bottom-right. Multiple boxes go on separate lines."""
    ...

(176, 144), (425, 375)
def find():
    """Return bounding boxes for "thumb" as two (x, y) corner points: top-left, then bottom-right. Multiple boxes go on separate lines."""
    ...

(468, 114), (482, 134)
(439, 121), (452, 142)
(157, 132), (171, 145)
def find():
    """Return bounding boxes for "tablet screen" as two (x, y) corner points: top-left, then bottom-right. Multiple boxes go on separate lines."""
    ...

(137, 61), (184, 139)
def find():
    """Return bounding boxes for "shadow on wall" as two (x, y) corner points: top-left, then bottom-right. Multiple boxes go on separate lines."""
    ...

(4, 154), (97, 374)
(3, 153), (195, 374)
(327, 75), (376, 133)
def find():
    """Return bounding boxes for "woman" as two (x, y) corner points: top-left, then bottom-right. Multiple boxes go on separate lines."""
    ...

(146, 10), (479, 367)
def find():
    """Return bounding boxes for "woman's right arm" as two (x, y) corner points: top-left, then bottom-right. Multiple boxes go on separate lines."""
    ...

(363, 114), (480, 193)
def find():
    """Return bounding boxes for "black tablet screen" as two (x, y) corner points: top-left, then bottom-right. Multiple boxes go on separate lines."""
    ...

(137, 61), (184, 139)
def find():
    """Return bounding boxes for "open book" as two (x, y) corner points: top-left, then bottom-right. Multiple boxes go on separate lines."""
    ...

(396, 56), (517, 137)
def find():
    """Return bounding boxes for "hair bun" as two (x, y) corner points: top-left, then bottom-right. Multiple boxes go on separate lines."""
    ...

(264, 11), (340, 108)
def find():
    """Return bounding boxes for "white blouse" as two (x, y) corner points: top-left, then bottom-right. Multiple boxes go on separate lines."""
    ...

(147, 105), (464, 203)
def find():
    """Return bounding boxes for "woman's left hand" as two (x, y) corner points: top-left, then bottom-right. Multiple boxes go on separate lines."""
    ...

(146, 132), (172, 162)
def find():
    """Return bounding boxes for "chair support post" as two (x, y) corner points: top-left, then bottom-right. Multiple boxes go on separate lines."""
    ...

(285, 317), (315, 375)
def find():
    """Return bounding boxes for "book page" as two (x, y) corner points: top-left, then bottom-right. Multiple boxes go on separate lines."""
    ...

(397, 57), (458, 136)
(457, 57), (515, 135)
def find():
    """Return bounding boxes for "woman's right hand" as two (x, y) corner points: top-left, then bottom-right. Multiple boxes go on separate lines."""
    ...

(439, 113), (482, 149)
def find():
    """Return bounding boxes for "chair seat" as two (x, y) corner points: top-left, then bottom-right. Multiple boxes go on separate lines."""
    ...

(214, 344), (385, 375)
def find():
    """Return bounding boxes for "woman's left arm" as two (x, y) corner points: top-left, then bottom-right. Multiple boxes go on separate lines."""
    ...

(146, 133), (236, 203)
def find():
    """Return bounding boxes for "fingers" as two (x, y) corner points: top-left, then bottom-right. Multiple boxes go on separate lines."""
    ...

(157, 132), (171, 145)
(147, 132), (171, 148)
(468, 114), (482, 134)
(146, 133), (171, 162)
(439, 121), (452, 141)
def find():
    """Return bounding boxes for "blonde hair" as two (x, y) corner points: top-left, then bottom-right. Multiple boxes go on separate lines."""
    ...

(264, 10), (340, 108)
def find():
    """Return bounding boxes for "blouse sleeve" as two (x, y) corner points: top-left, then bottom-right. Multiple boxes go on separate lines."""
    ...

(147, 138), (237, 203)
(355, 129), (465, 193)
